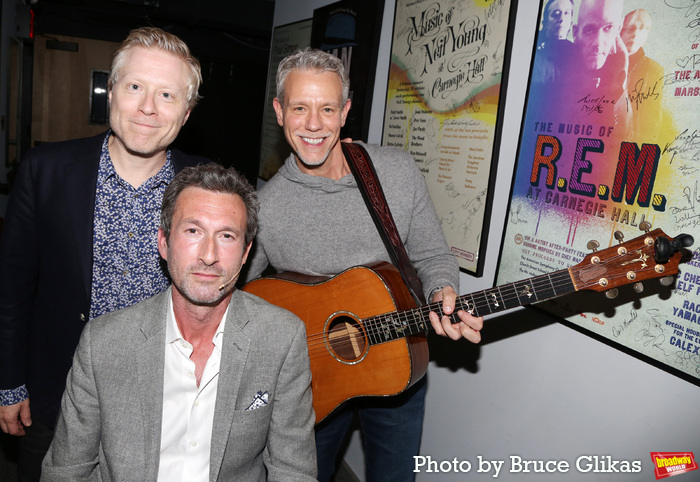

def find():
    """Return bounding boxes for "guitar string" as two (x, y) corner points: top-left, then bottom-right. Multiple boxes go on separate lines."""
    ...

(302, 270), (574, 355)
(302, 272), (615, 357)
(303, 268), (624, 353)
(302, 268), (570, 342)
(301, 249), (658, 356)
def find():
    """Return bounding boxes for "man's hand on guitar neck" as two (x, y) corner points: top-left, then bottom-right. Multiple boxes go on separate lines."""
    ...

(428, 286), (483, 343)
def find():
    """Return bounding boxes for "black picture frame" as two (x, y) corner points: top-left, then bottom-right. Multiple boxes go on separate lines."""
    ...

(381, 0), (518, 276)
(497, 0), (700, 380)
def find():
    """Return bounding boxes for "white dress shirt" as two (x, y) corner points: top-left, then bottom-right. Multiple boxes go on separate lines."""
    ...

(157, 298), (228, 482)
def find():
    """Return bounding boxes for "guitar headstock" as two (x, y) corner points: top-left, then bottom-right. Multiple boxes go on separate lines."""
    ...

(570, 224), (694, 295)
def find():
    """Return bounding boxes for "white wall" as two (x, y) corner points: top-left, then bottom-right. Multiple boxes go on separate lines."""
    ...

(272, 1), (699, 481)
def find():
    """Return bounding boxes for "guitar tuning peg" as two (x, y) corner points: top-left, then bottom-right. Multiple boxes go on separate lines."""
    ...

(639, 221), (652, 233)
(605, 288), (619, 299)
(659, 276), (675, 287)
(633, 282), (644, 293)
(655, 237), (671, 263)
(587, 240), (600, 252)
(656, 233), (695, 263)
(673, 233), (695, 249)
(614, 231), (624, 244)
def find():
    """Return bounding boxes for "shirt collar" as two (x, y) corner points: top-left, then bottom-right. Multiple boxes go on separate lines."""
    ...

(165, 295), (228, 351)
(96, 131), (116, 187)
(96, 130), (174, 189)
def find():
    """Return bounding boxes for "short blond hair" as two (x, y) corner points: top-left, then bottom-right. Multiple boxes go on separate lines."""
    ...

(109, 27), (202, 109)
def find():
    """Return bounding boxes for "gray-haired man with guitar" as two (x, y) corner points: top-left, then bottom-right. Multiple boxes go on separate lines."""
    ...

(241, 47), (483, 482)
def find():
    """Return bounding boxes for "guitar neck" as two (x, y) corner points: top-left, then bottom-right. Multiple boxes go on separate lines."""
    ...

(363, 268), (575, 346)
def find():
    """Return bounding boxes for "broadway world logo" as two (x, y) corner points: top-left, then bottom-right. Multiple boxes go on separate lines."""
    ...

(650, 452), (698, 480)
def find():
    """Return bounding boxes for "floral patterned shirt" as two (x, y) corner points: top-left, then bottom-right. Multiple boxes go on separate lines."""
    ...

(89, 133), (174, 319)
(1, 132), (176, 406)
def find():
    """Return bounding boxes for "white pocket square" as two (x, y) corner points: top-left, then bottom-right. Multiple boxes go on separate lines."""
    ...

(245, 390), (270, 411)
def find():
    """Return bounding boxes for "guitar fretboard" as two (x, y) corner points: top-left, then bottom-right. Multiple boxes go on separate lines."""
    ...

(363, 268), (575, 346)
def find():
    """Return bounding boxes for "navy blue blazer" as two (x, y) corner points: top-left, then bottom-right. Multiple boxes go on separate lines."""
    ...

(0, 132), (207, 427)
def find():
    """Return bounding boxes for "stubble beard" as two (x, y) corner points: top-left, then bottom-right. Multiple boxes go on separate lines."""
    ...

(169, 261), (231, 307)
(297, 150), (331, 168)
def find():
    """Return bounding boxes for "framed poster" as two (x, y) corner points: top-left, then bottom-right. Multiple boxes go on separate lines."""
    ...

(258, 19), (313, 181)
(311, 0), (385, 142)
(382, 0), (518, 276)
(498, 0), (700, 379)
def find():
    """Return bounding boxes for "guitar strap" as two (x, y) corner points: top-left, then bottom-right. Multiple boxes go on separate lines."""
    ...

(341, 142), (426, 306)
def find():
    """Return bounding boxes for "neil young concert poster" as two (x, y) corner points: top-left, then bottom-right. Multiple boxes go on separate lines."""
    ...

(382, 0), (517, 276)
(498, 0), (700, 379)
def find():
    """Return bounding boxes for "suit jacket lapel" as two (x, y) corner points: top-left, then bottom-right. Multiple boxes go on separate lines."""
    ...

(209, 290), (251, 481)
(63, 133), (104, 299)
(135, 289), (169, 480)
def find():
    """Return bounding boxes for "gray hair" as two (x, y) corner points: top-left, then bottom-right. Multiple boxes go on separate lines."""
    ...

(109, 27), (203, 109)
(160, 163), (259, 245)
(276, 47), (350, 105)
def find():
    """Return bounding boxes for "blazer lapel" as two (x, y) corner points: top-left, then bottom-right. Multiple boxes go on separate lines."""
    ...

(135, 289), (169, 480)
(209, 290), (251, 481)
(63, 134), (104, 299)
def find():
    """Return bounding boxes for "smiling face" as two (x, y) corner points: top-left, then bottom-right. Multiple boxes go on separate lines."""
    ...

(273, 69), (351, 174)
(108, 46), (191, 161)
(158, 186), (251, 307)
(573, 0), (624, 71)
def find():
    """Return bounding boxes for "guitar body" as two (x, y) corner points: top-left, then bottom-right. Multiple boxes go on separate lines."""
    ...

(243, 262), (428, 423)
(242, 227), (694, 423)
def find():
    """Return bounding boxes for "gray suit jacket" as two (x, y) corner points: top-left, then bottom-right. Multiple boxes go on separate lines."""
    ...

(41, 288), (317, 481)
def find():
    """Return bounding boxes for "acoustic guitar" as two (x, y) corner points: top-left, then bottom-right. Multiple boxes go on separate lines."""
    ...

(243, 225), (693, 423)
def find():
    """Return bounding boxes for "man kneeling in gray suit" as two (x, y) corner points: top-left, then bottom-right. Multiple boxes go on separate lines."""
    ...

(42, 163), (316, 481)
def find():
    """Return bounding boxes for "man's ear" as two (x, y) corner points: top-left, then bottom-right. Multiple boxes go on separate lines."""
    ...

(273, 98), (284, 127)
(241, 241), (252, 265)
(157, 228), (168, 261)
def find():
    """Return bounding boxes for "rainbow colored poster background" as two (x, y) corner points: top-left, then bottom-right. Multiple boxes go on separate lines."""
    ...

(498, 0), (700, 378)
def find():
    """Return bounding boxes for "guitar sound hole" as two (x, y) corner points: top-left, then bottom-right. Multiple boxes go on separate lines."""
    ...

(326, 315), (367, 362)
